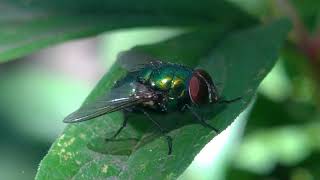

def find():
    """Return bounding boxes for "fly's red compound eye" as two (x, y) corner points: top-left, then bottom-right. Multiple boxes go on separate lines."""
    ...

(189, 73), (209, 105)
(188, 69), (218, 105)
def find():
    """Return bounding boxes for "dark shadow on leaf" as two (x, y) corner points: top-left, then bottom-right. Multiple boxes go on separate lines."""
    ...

(87, 136), (139, 156)
(87, 100), (235, 155)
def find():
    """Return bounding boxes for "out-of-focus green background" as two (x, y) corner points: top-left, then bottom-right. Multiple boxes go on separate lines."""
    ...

(0, 1), (320, 180)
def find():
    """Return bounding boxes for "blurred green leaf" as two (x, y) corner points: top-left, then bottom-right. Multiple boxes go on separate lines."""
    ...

(280, 45), (317, 103)
(245, 95), (317, 132)
(230, 92), (320, 176)
(0, 0), (255, 63)
(36, 20), (290, 179)
(227, 0), (272, 17)
(291, 0), (320, 31)
(234, 126), (312, 173)
(0, 67), (91, 142)
(227, 149), (320, 180)
(229, 0), (320, 32)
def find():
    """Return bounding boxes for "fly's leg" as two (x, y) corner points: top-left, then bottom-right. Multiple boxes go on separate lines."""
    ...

(141, 110), (173, 155)
(105, 118), (128, 141)
(184, 104), (220, 134)
(218, 97), (242, 104)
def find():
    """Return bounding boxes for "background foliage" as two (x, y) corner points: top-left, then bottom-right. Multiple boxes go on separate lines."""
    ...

(0, 0), (319, 180)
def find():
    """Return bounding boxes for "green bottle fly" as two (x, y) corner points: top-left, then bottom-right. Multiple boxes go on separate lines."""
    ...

(64, 51), (239, 155)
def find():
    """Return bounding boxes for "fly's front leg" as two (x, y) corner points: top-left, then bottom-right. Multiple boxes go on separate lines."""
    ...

(183, 104), (220, 134)
(218, 97), (242, 104)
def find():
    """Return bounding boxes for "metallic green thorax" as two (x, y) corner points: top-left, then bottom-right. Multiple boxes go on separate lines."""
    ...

(137, 63), (193, 111)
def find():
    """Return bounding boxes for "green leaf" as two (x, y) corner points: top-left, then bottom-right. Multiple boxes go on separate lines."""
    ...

(0, 0), (254, 63)
(244, 94), (317, 133)
(227, 151), (320, 180)
(36, 20), (290, 179)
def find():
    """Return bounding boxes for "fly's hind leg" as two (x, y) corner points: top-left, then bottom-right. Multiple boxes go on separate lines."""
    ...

(105, 117), (128, 141)
(141, 109), (173, 155)
(105, 108), (133, 141)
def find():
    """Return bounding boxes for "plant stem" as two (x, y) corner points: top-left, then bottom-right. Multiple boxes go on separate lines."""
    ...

(275, 0), (320, 106)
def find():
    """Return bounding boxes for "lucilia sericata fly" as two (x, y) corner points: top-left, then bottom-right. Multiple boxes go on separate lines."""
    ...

(64, 51), (240, 155)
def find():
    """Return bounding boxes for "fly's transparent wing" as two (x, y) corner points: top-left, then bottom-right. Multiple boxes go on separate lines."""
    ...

(117, 50), (161, 72)
(63, 82), (154, 123)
